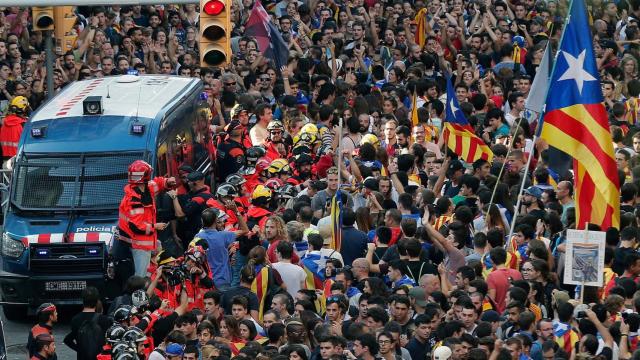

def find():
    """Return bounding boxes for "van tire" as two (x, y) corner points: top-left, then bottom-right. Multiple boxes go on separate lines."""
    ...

(3, 304), (27, 321)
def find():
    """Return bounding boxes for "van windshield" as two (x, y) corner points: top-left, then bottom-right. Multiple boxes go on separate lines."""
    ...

(12, 152), (144, 211)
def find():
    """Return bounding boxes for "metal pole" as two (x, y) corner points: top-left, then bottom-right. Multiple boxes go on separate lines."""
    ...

(0, 0), (196, 5)
(45, 31), (54, 100)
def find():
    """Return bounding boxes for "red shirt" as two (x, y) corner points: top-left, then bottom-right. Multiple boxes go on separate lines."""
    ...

(486, 267), (522, 313)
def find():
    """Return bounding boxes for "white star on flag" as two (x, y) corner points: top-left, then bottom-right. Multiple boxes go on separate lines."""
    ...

(557, 49), (597, 95)
(449, 98), (459, 115)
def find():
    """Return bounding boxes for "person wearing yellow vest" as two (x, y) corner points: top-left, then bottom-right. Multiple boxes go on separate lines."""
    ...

(114, 160), (176, 278)
(0, 95), (30, 163)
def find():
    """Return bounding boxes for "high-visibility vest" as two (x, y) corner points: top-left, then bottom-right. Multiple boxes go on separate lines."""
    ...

(117, 178), (166, 250)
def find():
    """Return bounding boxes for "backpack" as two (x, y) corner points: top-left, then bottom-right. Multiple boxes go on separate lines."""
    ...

(77, 313), (104, 360)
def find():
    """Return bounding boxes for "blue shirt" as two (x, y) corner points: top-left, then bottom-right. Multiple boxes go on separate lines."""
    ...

(197, 228), (236, 287)
(340, 226), (368, 266)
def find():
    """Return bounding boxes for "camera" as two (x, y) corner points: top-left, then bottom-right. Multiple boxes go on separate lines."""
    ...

(167, 262), (189, 287)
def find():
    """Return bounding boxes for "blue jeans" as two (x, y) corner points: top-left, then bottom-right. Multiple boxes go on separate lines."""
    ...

(131, 248), (152, 277)
(231, 253), (247, 287)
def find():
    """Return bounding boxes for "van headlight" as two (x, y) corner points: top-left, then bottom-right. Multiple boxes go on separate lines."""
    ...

(2, 232), (25, 258)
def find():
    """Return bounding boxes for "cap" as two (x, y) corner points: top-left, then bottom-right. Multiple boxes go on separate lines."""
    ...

(524, 186), (543, 199)
(225, 120), (244, 132)
(433, 346), (452, 360)
(187, 171), (205, 182)
(157, 251), (176, 266)
(166, 343), (184, 357)
(363, 177), (379, 191)
(37, 303), (56, 314)
(408, 287), (428, 307)
(447, 160), (464, 174)
(480, 310), (501, 322)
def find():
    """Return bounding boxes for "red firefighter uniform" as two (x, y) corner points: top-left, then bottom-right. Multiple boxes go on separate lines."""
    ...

(118, 177), (168, 251)
(0, 113), (26, 158)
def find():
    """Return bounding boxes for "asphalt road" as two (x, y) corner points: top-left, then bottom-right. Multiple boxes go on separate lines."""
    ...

(0, 307), (76, 359)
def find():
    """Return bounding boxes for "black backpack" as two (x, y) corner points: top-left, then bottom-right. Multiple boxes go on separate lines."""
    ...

(77, 313), (104, 360)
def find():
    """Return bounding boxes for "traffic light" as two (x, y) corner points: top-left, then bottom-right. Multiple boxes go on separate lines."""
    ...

(33, 7), (55, 31)
(54, 7), (77, 55)
(200, 0), (231, 67)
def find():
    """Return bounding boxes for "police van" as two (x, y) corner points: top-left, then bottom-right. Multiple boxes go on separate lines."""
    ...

(0, 75), (208, 318)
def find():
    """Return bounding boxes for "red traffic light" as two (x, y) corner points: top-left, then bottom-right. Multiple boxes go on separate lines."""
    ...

(203, 0), (225, 15)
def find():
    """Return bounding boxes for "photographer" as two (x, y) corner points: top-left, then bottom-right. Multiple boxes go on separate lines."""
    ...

(181, 245), (215, 311)
(147, 252), (181, 309)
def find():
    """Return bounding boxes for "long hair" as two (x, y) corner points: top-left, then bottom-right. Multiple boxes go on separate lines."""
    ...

(221, 315), (241, 340)
(265, 215), (288, 242)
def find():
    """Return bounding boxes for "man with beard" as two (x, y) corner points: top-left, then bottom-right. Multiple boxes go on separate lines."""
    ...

(530, 318), (554, 360)
(290, 153), (314, 186)
(395, 125), (411, 153)
(264, 120), (290, 160)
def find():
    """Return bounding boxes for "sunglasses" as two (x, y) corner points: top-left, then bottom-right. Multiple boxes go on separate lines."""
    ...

(326, 295), (344, 304)
(225, 82), (236, 86)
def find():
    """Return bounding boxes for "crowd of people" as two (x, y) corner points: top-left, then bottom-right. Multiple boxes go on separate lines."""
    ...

(4, 0), (640, 360)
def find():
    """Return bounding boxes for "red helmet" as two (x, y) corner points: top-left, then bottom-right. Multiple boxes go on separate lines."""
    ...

(128, 160), (152, 184)
(264, 178), (284, 191)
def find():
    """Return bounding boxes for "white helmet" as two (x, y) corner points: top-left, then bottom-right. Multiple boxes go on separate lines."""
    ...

(433, 346), (452, 360)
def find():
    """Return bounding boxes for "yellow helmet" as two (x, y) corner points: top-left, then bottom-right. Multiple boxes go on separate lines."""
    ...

(299, 132), (317, 145)
(300, 123), (319, 136)
(10, 96), (29, 112)
(252, 184), (272, 200)
(268, 158), (290, 174)
(361, 134), (380, 148)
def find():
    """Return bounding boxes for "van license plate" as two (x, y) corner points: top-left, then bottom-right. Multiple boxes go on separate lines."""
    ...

(45, 281), (86, 291)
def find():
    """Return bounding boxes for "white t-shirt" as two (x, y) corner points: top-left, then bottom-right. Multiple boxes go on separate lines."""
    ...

(272, 261), (307, 298)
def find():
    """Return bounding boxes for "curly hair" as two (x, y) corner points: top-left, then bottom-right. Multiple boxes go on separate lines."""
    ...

(265, 215), (288, 242)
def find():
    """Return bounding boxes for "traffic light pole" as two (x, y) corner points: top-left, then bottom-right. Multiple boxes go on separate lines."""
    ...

(45, 31), (54, 100)
(0, 0), (196, 5)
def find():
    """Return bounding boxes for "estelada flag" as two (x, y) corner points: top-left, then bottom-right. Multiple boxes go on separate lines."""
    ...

(539, 0), (619, 229)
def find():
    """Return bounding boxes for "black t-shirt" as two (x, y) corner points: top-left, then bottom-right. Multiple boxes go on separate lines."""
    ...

(404, 260), (437, 283)
(152, 312), (179, 347)
(613, 247), (637, 275)
(220, 285), (260, 314)
(63, 312), (113, 358)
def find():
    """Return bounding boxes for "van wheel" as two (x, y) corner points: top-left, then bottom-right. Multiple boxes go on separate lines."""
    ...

(3, 304), (27, 321)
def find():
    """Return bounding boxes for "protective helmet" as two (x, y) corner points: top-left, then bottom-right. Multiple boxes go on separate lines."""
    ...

(245, 146), (267, 165)
(185, 245), (206, 263)
(114, 305), (133, 322)
(128, 160), (152, 184)
(225, 173), (246, 188)
(255, 157), (271, 173)
(266, 121), (284, 132)
(217, 183), (238, 198)
(294, 153), (313, 166)
(111, 342), (137, 359)
(264, 178), (284, 191)
(36, 302), (56, 315)
(131, 290), (149, 309)
(300, 123), (318, 136)
(298, 132), (317, 144)
(278, 184), (297, 199)
(268, 159), (289, 175)
(252, 184), (272, 201)
(122, 326), (147, 343)
(106, 325), (127, 344)
(361, 134), (380, 148)
(10, 96), (29, 113)
(433, 346), (453, 360)
(230, 103), (248, 119)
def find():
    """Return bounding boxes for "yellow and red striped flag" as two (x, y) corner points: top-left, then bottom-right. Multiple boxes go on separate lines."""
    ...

(442, 75), (493, 163)
(539, 0), (619, 229)
(330, 190), (343, 250)
(414, 8), (428, 49)
(411, 88), (419, 127)
(250, 265), (271, 321)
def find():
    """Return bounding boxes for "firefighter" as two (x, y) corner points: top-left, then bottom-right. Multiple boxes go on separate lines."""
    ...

(27, 303), (58, 359)
(0, 95), (30, 162)
(30, 334), (56, 360)
(216, 120), (246, 182)
(246, 185), (273, 230)
(113, 160), (176, 278)
(264, 120), (290, 160)
(172, 171), (214, 248)
(97, 325), (126, 360)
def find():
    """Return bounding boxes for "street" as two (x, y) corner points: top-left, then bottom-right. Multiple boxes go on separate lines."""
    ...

(1, 308), (76, 359)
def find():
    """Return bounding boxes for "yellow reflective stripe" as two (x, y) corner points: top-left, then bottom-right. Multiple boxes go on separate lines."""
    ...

(0, 141), (18, 147)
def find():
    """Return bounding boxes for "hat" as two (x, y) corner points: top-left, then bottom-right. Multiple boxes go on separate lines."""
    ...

(363, 177), (379, 191)
(433, 346), (452, 360)
(187, 171), (205, 182)
(35, 334), (54, 344)
(480, 310), (501, 322)
(165, 343), (184, 357)
(408, 287), (428, 307)
(225, 120), (244, 132)
(37, 303), (56, 314)
(157, 250), (176, 266)
(524, 186), (543, 199)
(447, 160), (464, 174)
